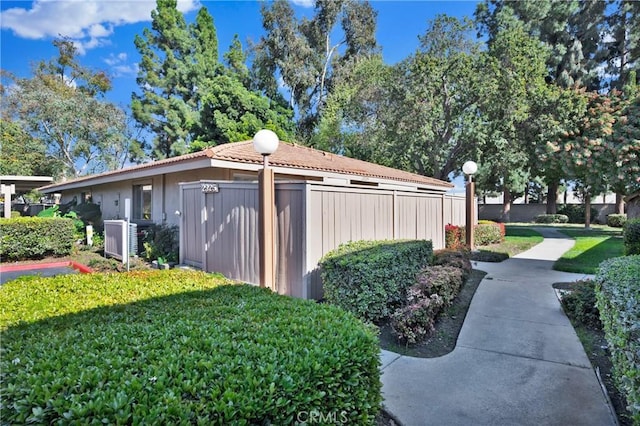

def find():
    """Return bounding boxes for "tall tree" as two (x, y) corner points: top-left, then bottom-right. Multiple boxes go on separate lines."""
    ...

(605, 75), (640, 209)
(311, 16), (489, 182)
(476, 0), (604, 90)
(386, 16), (488, 180)
(134, 1), (293, 156)
(547, 90), (618, 228)
(252, 0), (378, 138)
(132, 0), (202, 159)
(477, 19), (550, 221)
(2, 40), (131, 178)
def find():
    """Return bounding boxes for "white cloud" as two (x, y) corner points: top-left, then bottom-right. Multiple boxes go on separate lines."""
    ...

(103, 52), (138, 78)
(0, 0), (200, 51)
(290, 0), (315, 7)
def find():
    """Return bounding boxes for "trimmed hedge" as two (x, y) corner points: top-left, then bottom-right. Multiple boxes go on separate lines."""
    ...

(474, 223), (504, 245)
(445, 222), (503, 248)
(320, 240), (433, 323)
(534, 214), (569, 224)
(607, 213), (627, 228)
(624, 218), (640, 255)
(0, 270), (381, 424)
(595, 256), (640, 423)
(0, 217), (75, 260)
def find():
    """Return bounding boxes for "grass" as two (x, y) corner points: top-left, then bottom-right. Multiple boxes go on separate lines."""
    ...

(553, 226), (624, 274)
(471, 226), (544, 261)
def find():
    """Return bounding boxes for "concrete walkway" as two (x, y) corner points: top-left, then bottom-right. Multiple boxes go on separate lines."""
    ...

(380, 228), (617, 426)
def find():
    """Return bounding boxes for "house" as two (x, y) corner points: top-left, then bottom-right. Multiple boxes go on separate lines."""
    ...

(40, 141), (464, 299)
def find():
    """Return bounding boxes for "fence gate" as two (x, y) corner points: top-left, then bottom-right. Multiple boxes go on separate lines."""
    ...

(179, 182), (204, 268)
(179, 181), (260, 282)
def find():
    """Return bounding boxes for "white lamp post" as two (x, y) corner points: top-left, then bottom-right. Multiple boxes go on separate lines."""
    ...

(253, 129), (279, 290)
(462, 161), (478, 250)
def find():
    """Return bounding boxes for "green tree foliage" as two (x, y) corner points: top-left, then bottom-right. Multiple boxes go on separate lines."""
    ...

(2, 40), (130, 178)
(310, 55), (392, 165)
(607, 78), (640, 195)
(0, 119), (60, 177)
(132, 0), (202, 158)
(477, 19), (550, 220)
(312, 16), (487, 181)
(476, 0), (605, 90)
(133, 1), (293, 157)
(387, 16), (488, 180)
(547, 90), (620, 227)
(252, 0), (378, 138)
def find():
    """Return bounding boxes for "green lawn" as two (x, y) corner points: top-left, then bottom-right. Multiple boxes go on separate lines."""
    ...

(472, 226), (544, 261)
(553, 226), (624, 274)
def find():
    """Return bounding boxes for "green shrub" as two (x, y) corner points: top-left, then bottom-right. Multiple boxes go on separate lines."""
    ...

(474, 223), (504, 246)
(623, 218), (640, 255)
(607, 214), (627, 228)
(478, 220), (506, 237)
(558, 204), (599, 224)
(534, 214), (569, 224)
(320, 240), (433, 323)
(142, 223), (179, 263)
(561, 280), (601, 328)
(595, 255), (640, 423)
(0, 217), (75, 260)
(0, 270), (381, 424)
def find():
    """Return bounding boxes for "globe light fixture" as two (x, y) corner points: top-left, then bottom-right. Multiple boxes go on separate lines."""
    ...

(462, 160), (478, 178)
(253, 129), (279, 167)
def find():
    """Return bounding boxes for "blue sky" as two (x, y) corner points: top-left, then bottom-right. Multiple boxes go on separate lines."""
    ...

(1, 0), (480, 110)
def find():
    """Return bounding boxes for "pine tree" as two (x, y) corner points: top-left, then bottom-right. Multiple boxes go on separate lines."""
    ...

(132, 0), (216, 158)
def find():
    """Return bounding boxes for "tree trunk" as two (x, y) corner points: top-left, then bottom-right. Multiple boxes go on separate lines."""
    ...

(524, 182), (529, 204)
(615, 192), (625, 214)
(547, 180), (558, 214)
(501, 187), (512, 222)
(585, 193), (591, 229)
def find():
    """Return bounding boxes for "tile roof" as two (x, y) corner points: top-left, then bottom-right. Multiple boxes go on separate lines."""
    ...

(211, 142), (452, 188)
(40, 141), (452, 190)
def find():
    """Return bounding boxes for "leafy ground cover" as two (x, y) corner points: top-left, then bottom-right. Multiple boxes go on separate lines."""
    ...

(1, 270), (381, 424)
(554, 226), (624, 274)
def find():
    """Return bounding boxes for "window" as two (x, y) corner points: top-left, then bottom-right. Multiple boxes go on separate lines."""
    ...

(133, 184), (152, 220)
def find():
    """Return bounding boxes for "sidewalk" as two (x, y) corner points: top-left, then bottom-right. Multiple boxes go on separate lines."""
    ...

(380, 228), (617, 426)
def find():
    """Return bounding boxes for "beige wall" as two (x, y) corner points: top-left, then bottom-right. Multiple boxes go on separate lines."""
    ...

(56, 168), (229, 226)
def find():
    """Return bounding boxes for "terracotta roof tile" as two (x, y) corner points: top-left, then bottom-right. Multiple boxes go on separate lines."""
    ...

(210, 141), (452, 188)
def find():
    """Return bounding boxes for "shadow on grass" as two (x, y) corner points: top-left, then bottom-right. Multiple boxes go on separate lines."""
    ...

(553, 236), (624, 274)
